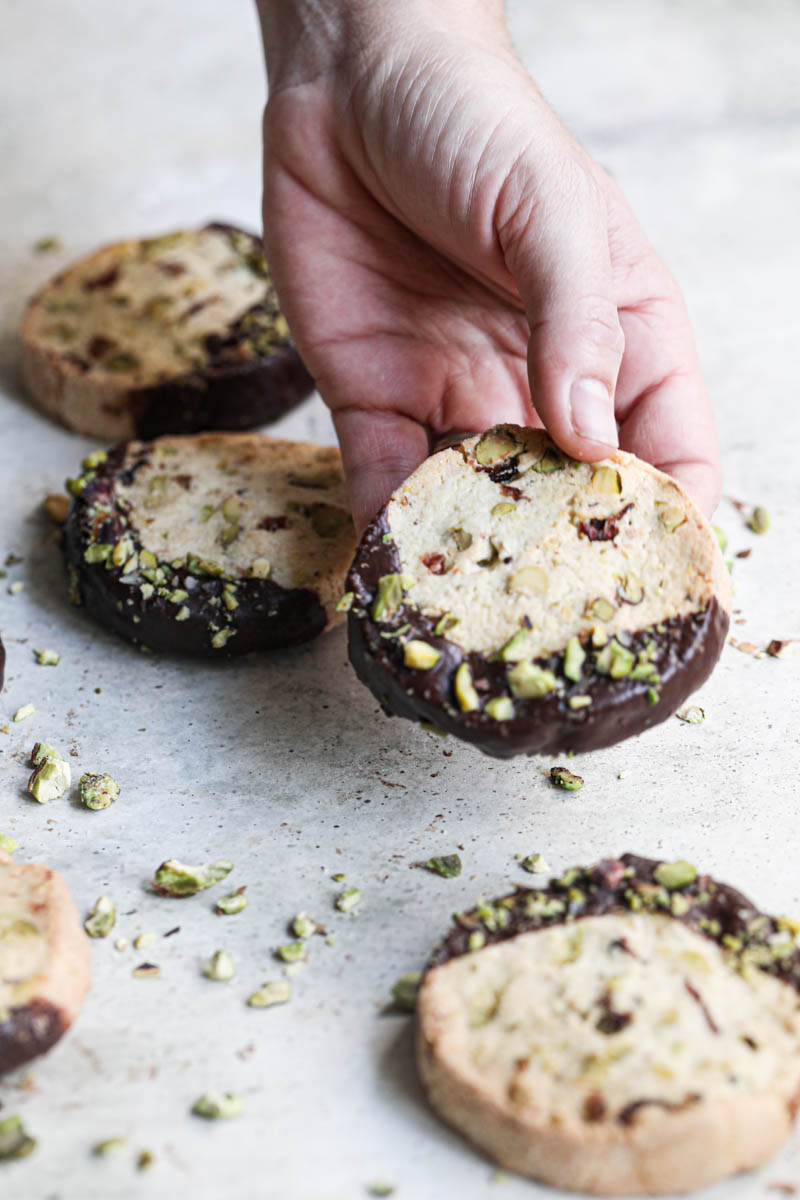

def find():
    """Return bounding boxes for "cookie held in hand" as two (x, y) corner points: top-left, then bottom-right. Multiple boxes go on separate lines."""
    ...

(20, 223), (313, 439)
(417, 854), (800, 1195)
(346, 427), (730, 758)
(63, 434), (355, 655)
(0, 851), (91, 1075)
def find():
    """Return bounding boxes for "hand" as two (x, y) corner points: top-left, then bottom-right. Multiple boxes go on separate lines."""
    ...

(258, 1), (721, 533)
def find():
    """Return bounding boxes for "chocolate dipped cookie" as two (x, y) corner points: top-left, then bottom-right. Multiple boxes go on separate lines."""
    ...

(63, 433), (355, 655)
(346, 426), (730, 758)
(417, 854), (800, 1195)
(0, 850), (90, 1075)
(20, 223), (313, 439)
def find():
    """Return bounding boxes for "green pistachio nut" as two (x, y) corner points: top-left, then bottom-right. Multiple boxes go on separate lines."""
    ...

(152, 857), (233, 897)
(507, 565), (548, 595)
(549, 766), (584, 791)
(391, 971), (422, 1012)
(562, 636), (586, 683)
(277, 941), (306, 963)
(247, 980), (291, 1008)
(529, 447), (563, 474)
(653, 860), (697, 890)
(0, 1115), (37, 1160)
(454, 663), (480, 713)
(747, 506), (769, 535)
(403, 640), (441, 670)
(336, 887), (362, 913)
(216, 891), (247, 915)
(425, 854), (462, 879)
(508, 661), (557, 699)
(335, 591), (354, 612)
(84, 896), (116, 938)
(497, 629), (530, 662)
(34, 648), (60, 666)
(191, 1093), (244, 1120)
(0, 834), (18, 854)
(594, 639), (635, 679)
(28, 756), (71, 803)
(520, 852), (550, 874)
(485, 696), (515, 721)
(372, 573), (407, 621)
(203, 950), (235, 982)
(30, 741), (63, 767)
(79, 772), (120, 811)
(474, 428), (519, 466)
(591, 466), (622, 494)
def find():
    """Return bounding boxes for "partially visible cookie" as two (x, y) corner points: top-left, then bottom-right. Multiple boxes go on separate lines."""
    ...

(417, 854), (800, 1195)
(346, 426), (730, 758)
(20, 223), (313, 439)
(0, 850), (91, 1075)
(63, 433), (355, 655)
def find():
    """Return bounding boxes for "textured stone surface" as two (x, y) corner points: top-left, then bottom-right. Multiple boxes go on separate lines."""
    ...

(0, 1), (799, 1197)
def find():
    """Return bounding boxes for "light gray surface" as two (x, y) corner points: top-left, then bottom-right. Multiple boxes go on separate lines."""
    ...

(1, 2), (799, 1198)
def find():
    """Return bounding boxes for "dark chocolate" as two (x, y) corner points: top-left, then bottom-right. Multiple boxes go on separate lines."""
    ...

(429, 854), (800, 997)
(346, 514), (729, 759)
(63, 442), (328, 656)
(0, 998), (68, 1075)
(0, 635), (5, 690)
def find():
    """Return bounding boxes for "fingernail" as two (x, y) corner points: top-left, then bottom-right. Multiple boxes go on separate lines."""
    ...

(569, 378), (618, 447)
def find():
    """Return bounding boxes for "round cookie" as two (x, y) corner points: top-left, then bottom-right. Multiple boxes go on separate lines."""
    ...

(0, 850), (91, 1075)
(20, 222), (313, 439)
(63, 433), (356, 655)
(417, 854), (800, 1195)
(346, 426), (730, 758)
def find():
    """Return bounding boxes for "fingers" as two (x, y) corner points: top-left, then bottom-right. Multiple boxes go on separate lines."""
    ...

(497, 159), (624, 460)
(333, 408), (430, 535)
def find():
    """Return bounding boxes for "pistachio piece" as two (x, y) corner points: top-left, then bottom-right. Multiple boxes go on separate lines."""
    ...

(529, 447), (563, 474)
(79, 772), (119, 811)
(497, 628), (530, 662)
(84, 896), (116, 938)
(425, 854), (462, 878)
(277, 941), (306, 963)
(617, 575), (644, 605)
(13, 704), (35, 722)
(33, 647), (60, 666)
(210, 628), (236, 650)
(653, 860), (697, 889)
(247, 980), (291, 1008)
(485, 696), (514, 721)
(152, 858), (233, 897)
(8, 580), (24, 596)
(30, 740), (62, 766)
(43, 494), (69, 524)
(136, 1150), (155, 1171)
(367, 1184), (395, 1197)
(336, 591), (354, 612)
(219, 523), (240, 547)
(594, 639), (635, 679)
(372, 573), (408, 621)
(657, 504), (686, 533)
(676, 705), (705, 725)
(246, 557), (271, 580)
(507, 661), (557, 699)
(454, 663), (480, 713)
(216, 891), (247, 915)
(291, 912), (324, 939)
(221, 495), (242, 523)
(711, 524), (727, 553)
(28, 756), (71, 803)
(81, 449), (108, 470)
(568, 695), (592, 710)
(549, 766), (584, 791)
(0, 1115), (37, 1160)
(520, 852), (551, 874)
(562, 636), (585, 683)
(491, 501), (516, 518)
(203, 949), (235, 981)
(391, 971), (422, 1012)
(403, 640), (441, 670)
(591, 624), (608, 648)
(468, 930), (486, 951)
(133, 932), (154, 951)
(747, 506), (769, 535)
(507, 565), (548, 595)
(450, 527), (472, 552)
(434, 613), (459, 636)
(0, 834), (18, 853)
(336, 886), (362, 913)
(474, 429), (519, 465)
(591, 466), (622, 494)
(92, 1138), (127, 1156)
(191, 1093), (244, 1120)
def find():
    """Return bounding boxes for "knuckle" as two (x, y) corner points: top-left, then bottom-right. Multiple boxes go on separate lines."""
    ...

(575, 298), (626, 358)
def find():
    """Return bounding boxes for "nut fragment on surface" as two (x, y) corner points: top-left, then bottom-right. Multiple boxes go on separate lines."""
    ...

(548, 766), (584, 791)
(247, 980), (291, 1008)
(0, 833), (18, 853)
(391, 971), (422, 1011)
(653, 859), (697, 889)
(191, 1093), (244, 1120)
(92, 1138), (127, 1156)
(79, 772), (120, 810)
(291, 912), (324, 939)
(203, 950), (235, 981)
(44, 493), (70, 524)
(13, 704), (35, 722)
(520, 852), (551, 875)
(336, 886), (362, 913)
(34, 648), (60, 666)
(216, 890), (247, 915)
(152, 857), (233, 897)
(747, 506), (769, 535)
(0, 1115), (37, 1160)
(28, 756), (71, 803)
(676, 705), (705, 725)
(425, 854), (462, 879)
(84, 895), (116, 938)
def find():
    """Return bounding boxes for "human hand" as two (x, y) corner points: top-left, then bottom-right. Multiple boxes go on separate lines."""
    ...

(257, 0), (720, 533)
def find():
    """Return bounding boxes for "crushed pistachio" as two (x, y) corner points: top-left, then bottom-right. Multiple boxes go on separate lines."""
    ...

(454, 663), (480, 713)
(403, 640), (441, 670)
(84, 896), (116, 938)
(8, 580), (24, 596)
(594, 639), (634, 679)
(277, 941), (306, 963)
(210, 628), (236, 650)
(676, 705), (705, 725)
(497, 629), (531, 662)
(28, 756), (71, 803)
(336, 592), (354, 612)
(13, 704), (35, 722)
(0, 1115), (37, 1160)
(136, 1150), (155, 1171)
(474, 429), (519, 465)
(617, 575), (644, 605)
(133, 932), (154, 951)
(336, 887), (362, 913)
(711, 524), (727, 553)
(491, 501), (516, 518)
(331, 872), (346, 883)
(291, 913), (324, 939)
(192, 1093), (244, 1120)
(203, 949), (235, 982)
(216, 891), (248, 915)
(568, 695), (592, 710)
(508, 661), (557, 698)
(367, 1184), (395, 1197)
(747, 505), (769, 534)
(391, 971), (422, 1011)
(507, 565), (548, 595)
(653, 860), (697, 889)
(31, 740), (62, 766)
(549, 766), (584, 791)
(657, 505), (686, 533)
(247, 980), (291, 1008)
(34, 648), (60, 666)
(485, 696), (514, 721)
(79, 772), (120, 811)
(0, 834), (18, 853)
(152, 857), (233, 897)
(562, 636), (585, 682)
(372, 573), (410, 621)
(92, 1138), (127, 1156)
(587, 597), (615, 622)
(468, 930), (486, 951)
(591, 466), (622, 494)
(646, 687), (659, 705)
(34, 235), (62, 253)
(520, 853), (551, 875)
(425, 854), (462, 879)
(529, 447), (563, 473)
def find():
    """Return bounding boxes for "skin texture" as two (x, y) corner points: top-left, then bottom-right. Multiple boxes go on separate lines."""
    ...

(257, 0), (721, 534)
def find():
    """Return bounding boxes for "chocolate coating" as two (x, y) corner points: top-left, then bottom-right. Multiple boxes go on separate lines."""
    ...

(64, 443), (328, 656)
(430, 854), (800, 996)
(0, 635), (5, 690)
(0, 998), (68, 1075)
(347, 513), (729, 759)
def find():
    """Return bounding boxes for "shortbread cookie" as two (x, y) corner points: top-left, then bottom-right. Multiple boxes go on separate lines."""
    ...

(346, 427), (730, 758)
(0, 850), (91, 1075)
(417, 854), (800, 1195)
(20, 223), (313, 439)
(63, 433), (355, 655)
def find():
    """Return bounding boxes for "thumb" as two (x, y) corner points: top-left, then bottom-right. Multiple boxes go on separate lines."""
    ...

(499, 163), (624, 457)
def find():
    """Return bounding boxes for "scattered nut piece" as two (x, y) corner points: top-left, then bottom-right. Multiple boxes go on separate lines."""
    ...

(591, 466), (621, 494)
(203, 950), (235, 981)
(132, 963), (161, 979)
(84, 896), (116, 938)
(474, 429), (519, 465)
(92, 1138), (127, 1156)
(711, 524), (727, 553)
(152, 857), (233, 897)
(653, 860), (697, 889)
(247, 980), (291, 1008)
(336, 887), (362, 913)
(44, 494), (70, 523)
(507, 565), (548, 595)
(0, 1115), (37, 1160)
(216, 890), (247, 915)
(114, 937), (129, 952)
(425, 854), (462, 879)
(676, 705), (705, 724)
(277, 941), (306, 963)
(391, 971), (422, 1012)
(0, 832), (18, 853)
(291, 913), (324, 939)
(28, 756), (71, 803)
(367, 1184), (396, 1197)
(403, 640), (441, 670)
(549, 766), (584, 791)
(79, 772), (119, 811)
(454, 663), (480, 713)
(485, 696), (514, 721)
(191, 1093), (244, 1120)
(8, 581), (24, 596)
(520, 852), (550, 875)
(336, 591), (354, 612)
(136, 1150), (154, 1171)
(747, 506), (769, 535)
(508, 661), (556, 698)
(133, 932), (155, 950)
(13, 704), (35, 722)
(34, 648), (60, 666)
